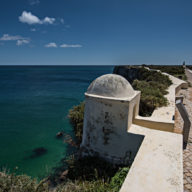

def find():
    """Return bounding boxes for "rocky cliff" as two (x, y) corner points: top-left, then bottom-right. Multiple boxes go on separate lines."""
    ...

(113, 66), (141, 83)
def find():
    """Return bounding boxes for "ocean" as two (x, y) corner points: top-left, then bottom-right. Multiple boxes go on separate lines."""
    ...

(0, 65), (114, 179)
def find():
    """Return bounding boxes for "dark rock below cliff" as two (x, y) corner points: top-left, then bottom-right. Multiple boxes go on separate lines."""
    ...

(113, 65), (141, 83)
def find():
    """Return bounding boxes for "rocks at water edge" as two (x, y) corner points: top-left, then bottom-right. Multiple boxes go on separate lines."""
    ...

(56, 132), (63, 138)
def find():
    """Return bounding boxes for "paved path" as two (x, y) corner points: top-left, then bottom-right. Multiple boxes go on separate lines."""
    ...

(175, 69), (192, 192)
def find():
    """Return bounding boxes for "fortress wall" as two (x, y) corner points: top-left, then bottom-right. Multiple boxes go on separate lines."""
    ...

(133, 71), (188, 133)
(121, 71), (185, 192)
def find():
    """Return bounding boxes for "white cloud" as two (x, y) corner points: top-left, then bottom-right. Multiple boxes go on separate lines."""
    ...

(19, 11), (41, 24)
(28, 0), (40, 5)
(19, 11), (55, 25)
(45, 42), (57, 48)
(60, 44), (82, 48)
(0, 34), (30, 46)
(0, 34), (23, 41)
(43, 17), (55, 24)
(44, 43), (82, 48)
(16, 39), (30, 46)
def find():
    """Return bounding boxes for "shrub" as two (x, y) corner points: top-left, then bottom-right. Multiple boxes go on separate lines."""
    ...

(136, 67), (172, 87)
(55, 167), (129, 192)
(132, 80), (169, 116)
(148, 65), (186, 80)
(187, 65), (192, 70)
(113, 66), (173, 116)
(55, 180), (110, 192)
(130, 67), (172, 116)
(50, 155), (130, 192)
(109, 167), (129, 192)
(54, 157), (129, 192)
(68, 102), (85, 145)
(67, 156), (119, 181)
(0, 170), (48, 192)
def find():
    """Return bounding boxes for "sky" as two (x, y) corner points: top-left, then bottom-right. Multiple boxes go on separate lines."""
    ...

(0, 0), (191, 65)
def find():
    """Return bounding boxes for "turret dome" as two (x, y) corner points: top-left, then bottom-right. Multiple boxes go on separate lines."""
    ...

(86, 74), (135, 98)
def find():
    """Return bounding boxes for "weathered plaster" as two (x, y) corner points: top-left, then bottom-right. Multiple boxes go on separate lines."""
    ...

(81, 74), (143, 163)
(86, 74), (135, 98)
(81, 92), (143, 163)
(120, 124), (183, 192)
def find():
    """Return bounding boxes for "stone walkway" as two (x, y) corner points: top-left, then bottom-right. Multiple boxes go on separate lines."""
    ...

(175, 70), (192, 192)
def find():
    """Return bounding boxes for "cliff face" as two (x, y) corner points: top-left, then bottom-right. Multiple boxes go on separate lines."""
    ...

(113, 66), (140, 83)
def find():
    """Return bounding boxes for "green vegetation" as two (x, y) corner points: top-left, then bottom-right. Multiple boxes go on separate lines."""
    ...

(55, 180), (109, 192)
(53, 156), (129, 192)
(114, 66), (173, 116)
(0, 156), (129, 192)
(64, 156), (129, 192)
(109, 167), (129, 192)
(131, 67), (172, 116)
(132, 80), (169, 116)
(67, 156), (118, 181)
(0, 170), (48, 192)
(146, 65), (187, 80)
(68, 102), (84, 145)
(55, 170), (129, 192)
(187, 65), (192, 70)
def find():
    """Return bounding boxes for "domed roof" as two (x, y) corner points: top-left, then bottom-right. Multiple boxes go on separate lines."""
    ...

(86, 74), (135, 98)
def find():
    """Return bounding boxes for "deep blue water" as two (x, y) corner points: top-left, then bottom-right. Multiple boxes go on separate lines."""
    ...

(0, 66), (113, 178)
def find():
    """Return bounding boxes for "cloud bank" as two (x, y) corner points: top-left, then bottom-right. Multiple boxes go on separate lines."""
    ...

(0, 34), (23, 41)
(45, 42), (57, 48)
(60, 44), (82, 48)
(0, 34), (30, 46)
(16, 39), (30, 46)
(45, 42), (82, 48)
(19, 11), (55, 25)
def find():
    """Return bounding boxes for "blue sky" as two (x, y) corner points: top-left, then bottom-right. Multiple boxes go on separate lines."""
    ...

(0, 0), (191, 65)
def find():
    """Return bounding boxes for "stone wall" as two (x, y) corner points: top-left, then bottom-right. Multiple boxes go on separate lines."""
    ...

(81, 94), (143, 164)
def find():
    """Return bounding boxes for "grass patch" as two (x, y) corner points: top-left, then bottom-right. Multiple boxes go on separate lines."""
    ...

(0, 156), (130, 192)
(68, 102), (84, 145)
(54, 156), (129, 192)
(186, 65), (192, 70)
(126, 67), (172, 116)
(0, 170), (49, 192)
(146, 65), (187, 80)
(132, 80), (169, 116)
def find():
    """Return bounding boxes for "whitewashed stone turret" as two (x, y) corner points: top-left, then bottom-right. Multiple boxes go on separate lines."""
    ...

(81, 74), (143, 164)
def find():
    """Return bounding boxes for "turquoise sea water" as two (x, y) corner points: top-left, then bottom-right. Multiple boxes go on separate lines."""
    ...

(0, 66), (113, 179)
